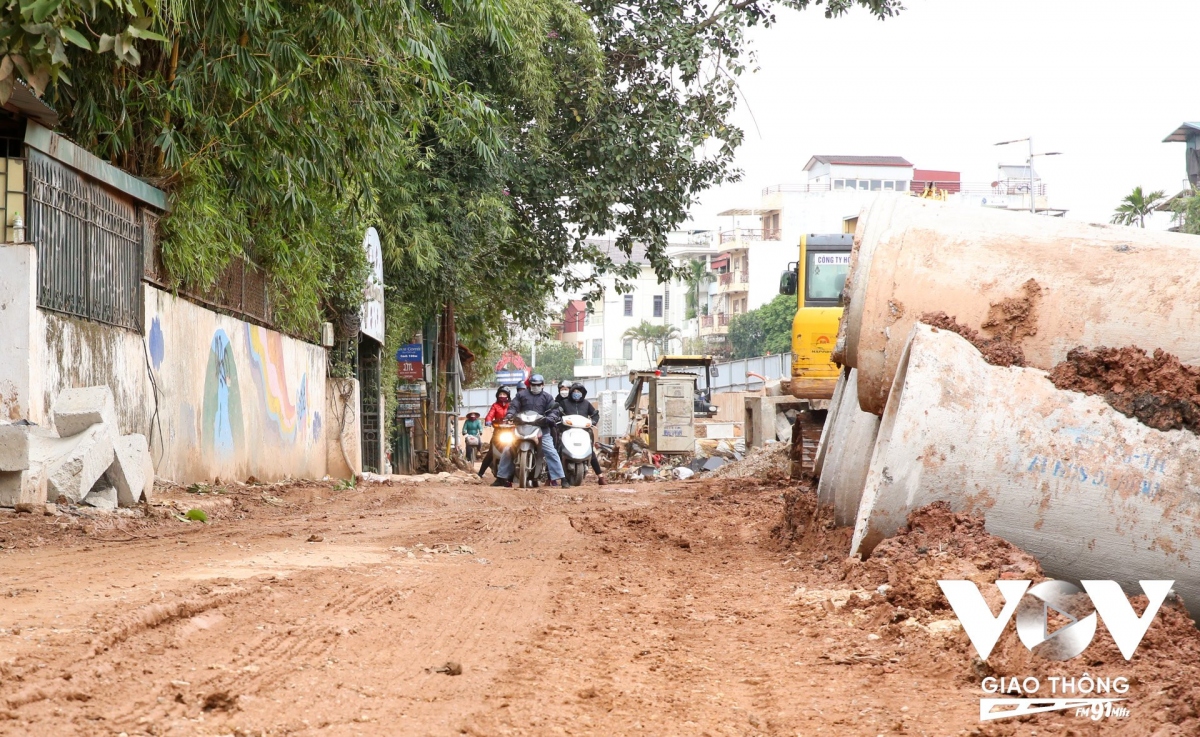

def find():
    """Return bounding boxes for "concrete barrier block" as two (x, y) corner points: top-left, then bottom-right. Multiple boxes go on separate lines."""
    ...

(44, 425), (114, 504)
(0, 469), (48, 507)
(0, 424), (32, 471)
(107, 434), (151, 506)
(52, 386), (118, 438)
(81, 481), (117, 511)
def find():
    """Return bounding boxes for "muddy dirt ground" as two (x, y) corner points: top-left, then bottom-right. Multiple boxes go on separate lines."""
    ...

(0, 473), (1196, 736)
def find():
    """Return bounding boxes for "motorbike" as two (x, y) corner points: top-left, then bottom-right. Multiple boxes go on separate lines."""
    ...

(512, 410), (547, 488)
(463, 433), (481, 462)
(488, 421), (517, 476)
(558, 414), (595, 487)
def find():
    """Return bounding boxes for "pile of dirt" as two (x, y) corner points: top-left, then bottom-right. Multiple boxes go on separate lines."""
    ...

(919, 311), (1026, 367)
(839, 502), (1200, 734)
(1050, 345), (1200, 434)
(844, 502), (1043, 613)
(708, 442), (790, 481)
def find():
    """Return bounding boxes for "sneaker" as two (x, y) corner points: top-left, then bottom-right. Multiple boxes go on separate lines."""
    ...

(491, 478), (510, 488)
(562, 479), (572, 489)
(597, 476), (607, 486)
(549, 480), (562, 488)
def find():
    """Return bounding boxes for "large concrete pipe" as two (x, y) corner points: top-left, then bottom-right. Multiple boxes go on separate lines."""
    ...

(842, 195), (1200, 415)
(811, 368), (849, 478)
(851, 323), (1200, 614)
(816, 369), (880, 527)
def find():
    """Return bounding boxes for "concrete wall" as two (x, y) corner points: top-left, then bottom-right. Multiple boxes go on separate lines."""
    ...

(0, 244), (346, 484)
(139, 288), (328, 482)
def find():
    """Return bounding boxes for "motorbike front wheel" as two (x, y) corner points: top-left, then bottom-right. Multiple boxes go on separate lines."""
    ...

(567, 461), (587, 487)
(516, 448), (533, 488)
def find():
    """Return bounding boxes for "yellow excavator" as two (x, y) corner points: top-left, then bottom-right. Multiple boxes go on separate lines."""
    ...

(778, 233), (853, 473)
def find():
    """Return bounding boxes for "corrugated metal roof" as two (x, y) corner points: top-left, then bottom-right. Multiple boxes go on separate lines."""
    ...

(804, 155), (913, 170)
(1163, 122), (1200, 143)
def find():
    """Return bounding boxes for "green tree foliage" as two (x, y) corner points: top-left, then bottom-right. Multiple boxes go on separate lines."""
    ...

(1111, 186), (1166, 228)
(526, 341), (581, 386)
(622, 321), (680, 363)
(728, 293), (794, 359)
(684, 259), (714, 320)
(1172, 191), (1200, 235)
(19, 0), (900, 350)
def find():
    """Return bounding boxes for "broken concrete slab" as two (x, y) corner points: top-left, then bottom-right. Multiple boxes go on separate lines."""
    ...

(81, 482), (118, 511)
(107, 434), (151, 506)
(0, 424), (33, 471)
(0, 468), (48, 507)
(701, 456), (725, 472)
(52, 386), (119, 438)
(44, 425), (114, 504)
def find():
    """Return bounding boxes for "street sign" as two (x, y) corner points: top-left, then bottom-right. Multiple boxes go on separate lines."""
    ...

(396, 343), (423, 380)
(496, 369), (526, 385)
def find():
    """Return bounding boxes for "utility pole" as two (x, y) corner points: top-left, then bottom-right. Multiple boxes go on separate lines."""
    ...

(995, 137), (1063, 214)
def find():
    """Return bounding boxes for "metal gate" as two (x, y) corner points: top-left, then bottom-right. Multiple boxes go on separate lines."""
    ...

(359, 341), (382, 473)
(28, 150), (143, 331)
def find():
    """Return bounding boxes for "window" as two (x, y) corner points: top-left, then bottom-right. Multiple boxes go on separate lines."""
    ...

(805, 250), (851, 305)
(592, 339), (603, 361)
(623, 294), (633, 316)
(833, 179), (845, 190)
(663, 288), (670, 314)
(870, 180), (882, 191)
(882, 180), (895, 191)
(895, 180), (909, 192)
(653, 295), (663, 317)
(623, 339), (633, 360)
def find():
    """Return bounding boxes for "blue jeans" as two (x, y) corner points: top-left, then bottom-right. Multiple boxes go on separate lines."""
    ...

(497, 432), (564, 481)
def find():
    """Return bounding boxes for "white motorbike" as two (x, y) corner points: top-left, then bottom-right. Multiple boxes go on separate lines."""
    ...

(558, 414), (594, 487)
(513, 410), (547, 488)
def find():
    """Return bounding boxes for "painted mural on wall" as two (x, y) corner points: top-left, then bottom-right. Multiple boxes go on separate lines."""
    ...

(201, 329), (245, 458)
(245, 325), (311, 444)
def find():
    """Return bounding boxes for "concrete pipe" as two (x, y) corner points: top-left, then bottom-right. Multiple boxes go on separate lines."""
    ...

(842, 195), (1200, 415)
(816, 369), (880, 527)
(851, 323), (1200, 615)
(811, 367), (849, 478)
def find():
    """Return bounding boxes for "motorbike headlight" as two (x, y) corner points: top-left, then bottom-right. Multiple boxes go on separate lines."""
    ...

(708, 405), (717, 412)
(496, 431), (513, 444)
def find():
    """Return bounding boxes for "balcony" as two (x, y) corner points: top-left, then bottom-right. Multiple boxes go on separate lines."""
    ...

(699, 313), (731, 336)
(718, 228), (781, 245)
(716, 270), (748, 293)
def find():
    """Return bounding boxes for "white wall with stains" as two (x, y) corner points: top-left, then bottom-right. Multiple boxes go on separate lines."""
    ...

(0, 243), (352, 485)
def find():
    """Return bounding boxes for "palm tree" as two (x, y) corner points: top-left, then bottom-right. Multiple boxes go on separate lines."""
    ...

(1111, 186), (1167, 228)
(623, 321), (681, 365)
(684, 259), (714, 321)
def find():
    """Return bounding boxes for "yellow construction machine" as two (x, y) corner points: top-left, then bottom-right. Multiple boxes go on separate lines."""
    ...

(777, 233), (853, 472)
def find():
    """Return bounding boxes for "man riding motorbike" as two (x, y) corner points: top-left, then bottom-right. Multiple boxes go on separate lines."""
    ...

(495, 375), (566, 488)
(555, 382), (606, 485)
(476, 387), (511, 479)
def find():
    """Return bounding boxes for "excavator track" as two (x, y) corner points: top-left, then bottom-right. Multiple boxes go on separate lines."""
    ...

(790, 407), (827, 479)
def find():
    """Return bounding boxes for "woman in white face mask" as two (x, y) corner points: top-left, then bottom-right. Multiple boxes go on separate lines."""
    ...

(558, 381), (571, 399)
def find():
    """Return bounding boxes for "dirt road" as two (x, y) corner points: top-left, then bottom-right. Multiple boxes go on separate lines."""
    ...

(0, 473), (1197, 736)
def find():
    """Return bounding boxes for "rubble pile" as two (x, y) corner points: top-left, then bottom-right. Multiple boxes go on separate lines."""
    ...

(708, 442), (789, 480)
(606, 436), (748, 482)
(0, 386), (154, 512)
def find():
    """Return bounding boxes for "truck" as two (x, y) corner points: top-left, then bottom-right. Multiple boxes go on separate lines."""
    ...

(777, 233), (853, 473)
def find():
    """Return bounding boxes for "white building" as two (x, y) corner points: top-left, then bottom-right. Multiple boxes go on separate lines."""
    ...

(559, 239), (699, 378)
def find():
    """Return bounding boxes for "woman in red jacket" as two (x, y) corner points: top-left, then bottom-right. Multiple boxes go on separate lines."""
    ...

(477, 387), (511, 479)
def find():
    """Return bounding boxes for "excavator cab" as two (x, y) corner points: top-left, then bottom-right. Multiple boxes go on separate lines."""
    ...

(778, 233), (853, 398)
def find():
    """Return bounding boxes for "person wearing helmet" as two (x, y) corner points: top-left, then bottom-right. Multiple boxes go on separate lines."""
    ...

(476, 387), (512, 479)
(495, 374), (566, 487)
(558, 380), (571, 400)
(555, 382), (606, 484)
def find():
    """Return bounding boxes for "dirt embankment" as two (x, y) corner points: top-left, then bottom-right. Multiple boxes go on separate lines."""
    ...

(920, 311), (1026, 367)
(1050, 345), (1200, 434)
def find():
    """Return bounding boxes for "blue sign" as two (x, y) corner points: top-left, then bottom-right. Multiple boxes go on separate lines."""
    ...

(496, 370), (526, 385)
(395, 343), (423, 363)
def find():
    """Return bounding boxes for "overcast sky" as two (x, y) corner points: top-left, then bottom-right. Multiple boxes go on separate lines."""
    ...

(687, 0), (1198, 231)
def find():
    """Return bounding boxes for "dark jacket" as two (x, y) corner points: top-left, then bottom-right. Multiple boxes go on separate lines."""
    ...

(506, 387), (561, 425)
(555, 383), (599, 424)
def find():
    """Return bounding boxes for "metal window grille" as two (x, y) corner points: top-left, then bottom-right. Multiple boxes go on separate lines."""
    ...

(29, 150), (143, 332)
(359, 342), (382, 473)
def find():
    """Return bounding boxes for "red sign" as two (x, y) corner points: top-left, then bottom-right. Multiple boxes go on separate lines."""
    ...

(397, 361), (423, 380)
